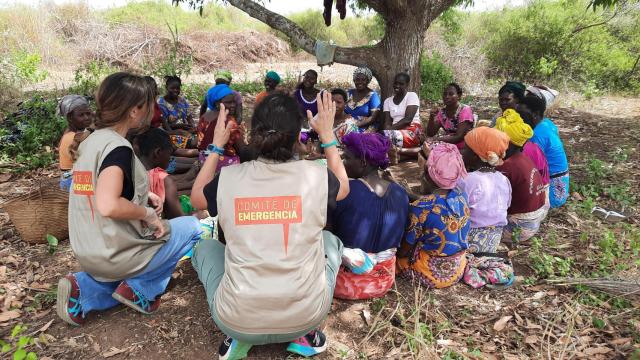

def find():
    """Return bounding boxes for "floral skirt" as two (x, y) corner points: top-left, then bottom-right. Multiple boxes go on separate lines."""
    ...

(503, 206), (548, 243)
(334, 257), (396, 300)
(397, 250), (467, 289)
(467, 226), (503, 254)
(550, 172), (569, 208)
(463, 255), (514, 289)
(383, 122), (422, 148)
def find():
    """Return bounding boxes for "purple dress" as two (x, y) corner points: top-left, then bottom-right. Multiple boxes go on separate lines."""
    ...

(295, 89), (319, 117)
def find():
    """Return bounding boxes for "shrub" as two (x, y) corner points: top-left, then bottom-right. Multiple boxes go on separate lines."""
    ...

(144, 23), (193, 79)
(69, 60), (116, 97)
(420, 52), (454, 101)
(0, 51), (48, 110)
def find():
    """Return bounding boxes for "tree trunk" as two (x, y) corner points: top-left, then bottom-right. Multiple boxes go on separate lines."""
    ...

(224, 0), (457, 99)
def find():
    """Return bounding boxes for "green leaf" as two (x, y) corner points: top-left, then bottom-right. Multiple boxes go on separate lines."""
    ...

(26, 352), (37, 360)
(2, 344), (12, 353)
(11, 325), (25, 338)
(46, 234), (58, 254)
(592, 316), (606, 329)
(17, 336), (30, 348)
(13, 349), (27, 360)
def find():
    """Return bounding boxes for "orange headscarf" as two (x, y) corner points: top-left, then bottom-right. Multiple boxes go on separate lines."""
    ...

(464, 127), (510, 166)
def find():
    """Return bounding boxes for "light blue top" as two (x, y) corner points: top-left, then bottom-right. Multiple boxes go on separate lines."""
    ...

(530, 118), (568, 175)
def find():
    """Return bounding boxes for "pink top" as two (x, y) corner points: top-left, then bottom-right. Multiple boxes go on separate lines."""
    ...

(457, 171), (512, 228)
(523, 142), (550, 185)
(148, 167), (169, 203)
(436, 104), (474, 149)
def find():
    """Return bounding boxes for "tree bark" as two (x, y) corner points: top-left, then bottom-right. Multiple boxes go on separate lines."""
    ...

(225, 0), (457, 99)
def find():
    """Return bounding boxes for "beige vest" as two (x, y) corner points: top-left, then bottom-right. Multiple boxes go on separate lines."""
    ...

(68, 128), (170, 282)
(215, 159), (329, 334)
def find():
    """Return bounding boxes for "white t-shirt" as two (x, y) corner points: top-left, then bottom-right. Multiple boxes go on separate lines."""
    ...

(383, 92), (420, 125)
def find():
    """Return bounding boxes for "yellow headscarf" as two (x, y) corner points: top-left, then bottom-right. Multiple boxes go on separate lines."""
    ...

(495, 109), (533, 147)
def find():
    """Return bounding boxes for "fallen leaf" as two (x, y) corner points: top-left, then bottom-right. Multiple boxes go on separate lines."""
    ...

(584, 347), (612, 355)
(0, 310), (21, 322)
(531, 291), (546, 300)
(437, 339), (458, 346)
(493, 315), (513, 332)
(103, 347), (128, 358)
(524, 335), (539, 344)
(37, 319), (54, 333)
(609, 338), (632, 346)
(525, 319), (543, 330)
(92, 342), (101, 353)
(546, 289), (558, 296)
(482, 344), (497, 353)
(361, 309), (372, 326)
(0, 173), (11, 182)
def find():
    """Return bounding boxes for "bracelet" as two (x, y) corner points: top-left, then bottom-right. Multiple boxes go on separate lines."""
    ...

(320, 139), (338, 148)
(207, 144), (225, 156)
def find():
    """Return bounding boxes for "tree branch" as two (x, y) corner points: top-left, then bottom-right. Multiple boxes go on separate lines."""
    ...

(571, 7), (620, 34)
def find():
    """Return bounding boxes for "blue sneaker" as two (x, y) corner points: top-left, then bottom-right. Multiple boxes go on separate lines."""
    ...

(218, 336), (252, 360)
(286, 330), (327, 357)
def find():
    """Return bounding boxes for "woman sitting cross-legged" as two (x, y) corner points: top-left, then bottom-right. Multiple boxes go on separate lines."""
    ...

(56, 72), (202, 326)
(458, 127), (512, 254)
(425, 83), (474, 150)
(397, 142), (471, 289)
(494, 110), (548, 244)
(190, 92), (349, 360)
(382, 72), (422, 152)
(331, 132), (409, 300)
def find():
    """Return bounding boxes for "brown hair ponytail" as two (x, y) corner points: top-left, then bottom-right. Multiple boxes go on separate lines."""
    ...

(70, 72), (154, 161)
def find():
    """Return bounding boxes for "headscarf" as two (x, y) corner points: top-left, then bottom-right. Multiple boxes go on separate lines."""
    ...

(526, 85), (559, 107)
(426, 142), (467, 190)
(342, 132), (391, 169)
(57, 95), (89, 118)
(498, 81), (526, 101)
(464, 127), (510, 166)
(265, 70), (281, 84)
(215, 70), (233, 83)
(495, 109), (533, 147)
(353, 67), (373, 83)
(206, 84), (233, 111)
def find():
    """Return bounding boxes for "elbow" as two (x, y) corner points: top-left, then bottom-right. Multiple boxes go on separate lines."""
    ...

(190, 190), (207, 212)
(336, 180), (350, 202)
(96, 200), (118, 218)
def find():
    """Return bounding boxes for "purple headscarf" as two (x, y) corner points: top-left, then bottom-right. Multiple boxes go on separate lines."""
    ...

(342, 132), (390, 169)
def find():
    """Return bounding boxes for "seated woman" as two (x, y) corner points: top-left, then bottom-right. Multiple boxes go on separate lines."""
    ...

(397, 143), (470, 289)
(56, 72), (201, 326)
(132, 128), (188, 219)
(332, 88), (359, 143)
(331, 132), (408, 300)
(255, 70), (281, 105)
(190, 92), (349, 359)
(426, 83), (474, 150)
(345, 67), (381, 130)
(58, 95), (93, 191)
(494, 110), (548, 243)
(459, 127), (512, 254)
(158, 76), (197, 149)
(204, 70), (243, 122)
(294, 69), (322, 119)
(490, 81), (526, 127)
(382, 72), (422, 150)
(143, 76), (163, 129)
(198, 83), (244, 172)
(518, 96), (569, 208)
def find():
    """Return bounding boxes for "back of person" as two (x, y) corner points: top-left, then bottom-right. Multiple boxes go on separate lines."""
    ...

(333, 179), (407, 253)
(457, 171), (511, 228)
(215, 159), (330, 334)
(497, 152), (545, 214)
(523, 141), (550, 185)
(531, 118), (568, 175)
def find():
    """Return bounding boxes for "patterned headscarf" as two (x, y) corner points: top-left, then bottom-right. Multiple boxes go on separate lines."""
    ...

(495, 109), (533, 147)
(342, 132), (391, 169)
(265, 70), (281, 84)
(427, 143), (467, 189)
(353, 67), (373, 83)
(58, 95), (89, 118)
(464, 127), (510, 166)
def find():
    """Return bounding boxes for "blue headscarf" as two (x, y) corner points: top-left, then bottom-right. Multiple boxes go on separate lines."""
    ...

(206, 84), (233, 110)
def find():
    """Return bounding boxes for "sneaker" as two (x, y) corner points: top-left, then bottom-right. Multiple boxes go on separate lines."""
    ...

(111, 282), (161, 315)
(218, 336), (252, 360)
(56, 274), (85, 326)
(286, 329), (327, 357)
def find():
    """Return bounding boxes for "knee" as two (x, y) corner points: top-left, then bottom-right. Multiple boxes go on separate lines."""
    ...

(171, 216), (203, 241)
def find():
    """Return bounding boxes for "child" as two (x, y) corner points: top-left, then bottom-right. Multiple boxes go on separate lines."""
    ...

(58, 95), (93, 191)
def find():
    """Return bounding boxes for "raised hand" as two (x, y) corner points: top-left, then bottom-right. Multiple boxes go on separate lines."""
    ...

(212, 103), (233, 149)
(308, 90), (336, 144)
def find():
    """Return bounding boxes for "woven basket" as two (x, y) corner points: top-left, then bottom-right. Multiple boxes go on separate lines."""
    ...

(1, 180), (69, 244)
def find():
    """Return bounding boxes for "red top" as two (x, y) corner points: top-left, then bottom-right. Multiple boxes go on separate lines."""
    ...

(150, 103), (163, 128)
(497, 152), (546, 214)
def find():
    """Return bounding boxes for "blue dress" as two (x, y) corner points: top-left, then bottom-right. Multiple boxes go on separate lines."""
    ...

(332, 179), (409, 253)
(530, 118), (568, 175)
(345, 89), (381, 120)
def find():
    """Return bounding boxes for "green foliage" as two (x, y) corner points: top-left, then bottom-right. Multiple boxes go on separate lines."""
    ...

(479, 0), (640, 93)
(529, 237), (574, 278)
(420, 52), (454, 102)
(0, 51), (48, 109)
(69, 60), (116, 97)
(436, 9), (465, 46)
(144, 23), (193, 79)
(0, 96), (66, 171)
(1, 325), (39, 360)
(46, 234), (58, 254)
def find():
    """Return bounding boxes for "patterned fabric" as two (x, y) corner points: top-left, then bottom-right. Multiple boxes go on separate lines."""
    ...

(405, 188), (471, 256)
(549, 172), (569, 208)
(169, 134), (192, 149)
(158, 96), (190, 127)
(334, 257), (396, 300)
(199, 151), (240, 174)
(334, 118), (360, 143)
(397, 250), (467, 289)
(466, 226), (503, 254)
(463, 255), (514, 289)
(435, 104), (474, 149)
(383, 122), (422, 148)
(503, 206), (548, 243)
(345, 89), (381, 120)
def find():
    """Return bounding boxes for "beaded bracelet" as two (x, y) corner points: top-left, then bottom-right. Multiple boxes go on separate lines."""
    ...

(320, 139), (338, 148)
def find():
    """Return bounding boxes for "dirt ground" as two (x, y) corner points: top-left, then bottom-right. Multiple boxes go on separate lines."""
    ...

(0, 96), (639, 360)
